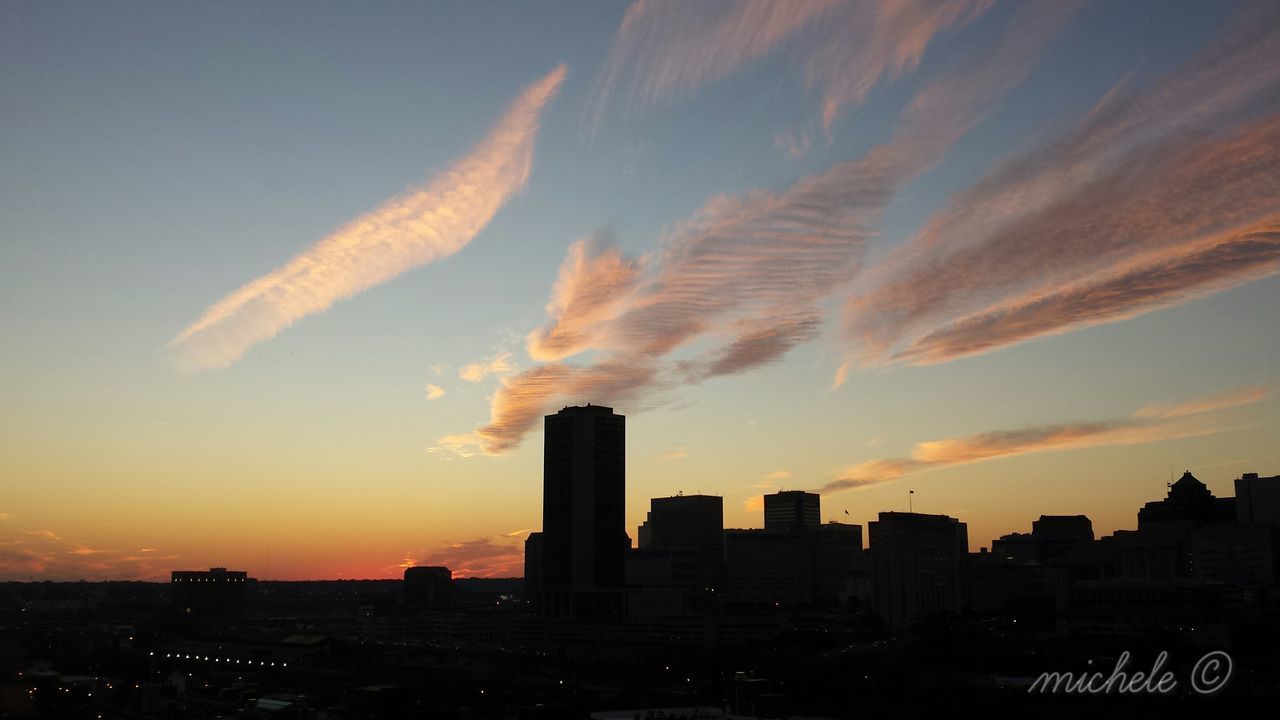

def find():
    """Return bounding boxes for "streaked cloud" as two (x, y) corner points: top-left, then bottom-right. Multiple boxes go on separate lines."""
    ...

(821, 385), (1267, 494)
(1135, 385), (1271, 420)
(761, 470), (793, 482)
(425, 383), (446, 401)
(458, 2), (1076, 454)
(0, 529), (177, 581)
(895, 223), (1280, 364)
(844, 4), (1280, 369)
(585, 0), (992, 135)
(459, 352), (516, 383)
(416, 535), (524, 578)
(167, 65), (567, 371)
(804, 0), (993, 130)
(585, 0), (838, 135)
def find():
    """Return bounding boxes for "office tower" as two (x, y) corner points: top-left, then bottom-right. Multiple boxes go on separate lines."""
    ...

(870, 512), (968, 629)
(403, 566), (453, 608)
(763, 490), (820, 532)
(170, 567), (248, 617)
(541, 404), (627, 618)
(636, 494), (724, 591)
(1236, 472), (1280, 526)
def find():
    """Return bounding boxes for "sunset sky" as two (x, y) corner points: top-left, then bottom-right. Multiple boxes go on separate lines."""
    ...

(2, 0), (1278, 581)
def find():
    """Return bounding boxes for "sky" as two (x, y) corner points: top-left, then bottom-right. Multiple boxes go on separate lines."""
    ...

(2, 0), (1278, 581)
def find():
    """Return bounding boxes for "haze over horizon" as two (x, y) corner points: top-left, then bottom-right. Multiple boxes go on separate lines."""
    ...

(2, 0), (1278, 582)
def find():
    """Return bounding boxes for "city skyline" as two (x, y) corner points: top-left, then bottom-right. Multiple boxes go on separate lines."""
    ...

(3, 0), (1280, 581)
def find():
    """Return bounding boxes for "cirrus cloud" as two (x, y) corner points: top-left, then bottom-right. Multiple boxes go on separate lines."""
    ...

(167, 65), (567, 371)
(821, 385), (1269, 494)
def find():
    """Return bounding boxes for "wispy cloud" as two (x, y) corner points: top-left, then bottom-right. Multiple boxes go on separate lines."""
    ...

(459, 352), (516, 383)
(584, 0), (838, 135)
(428, 432), (482, 458)
(844, 4), (1280, 369)
(415, 536), (524, 578)
(584, 0), (992, 135)
(772, 128), (811, 159)
(526, 232), (645, 362)
(1135, 385), (1270, 420)
(458, 2), (1076, 454)
(821, 385), (1267, 494)
(895, 223), (1280, 365)
(475, 361), (662, 454)
(760, 470), (792, 482)
(657, 446), (688, 461)
(425, 383), (446, 401)
(167, 65), (567, 371)
(0, 530), (177, 581)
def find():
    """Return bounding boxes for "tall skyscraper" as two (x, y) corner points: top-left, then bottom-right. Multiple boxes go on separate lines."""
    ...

(541, 404), (627, 618)
(870, 512), (968, 629)
(763, 490), (821, 532)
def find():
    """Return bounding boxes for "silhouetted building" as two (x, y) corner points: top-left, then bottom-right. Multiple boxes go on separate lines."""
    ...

(1075, 529), (1182, 580)
(170, 567), (248, 617)
(724, 496), (864, 608)
(541, 404), (628, 618)
(1032, 514), (1094, 561)
(870, 512), (968, 629)
(991, 532), (1039, 564)
(524, 532), (543, 600)
(636, 494), (724, 592)
(811, 521), (868, 607)
(763, 491), (820, 532)
(403, 566), (452, 608)
(1138, 471), (1235, 531)
(1236, 472), (1280, 526)
(992, 515), (1094, 565)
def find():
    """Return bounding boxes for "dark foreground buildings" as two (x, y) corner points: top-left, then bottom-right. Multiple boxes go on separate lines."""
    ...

(11, 396), (1280, 719)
